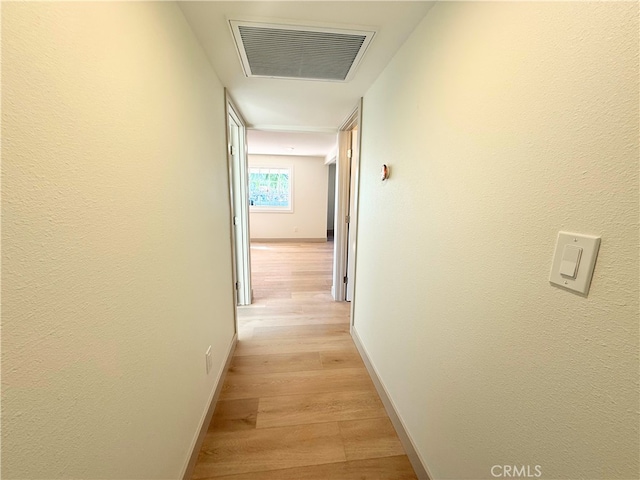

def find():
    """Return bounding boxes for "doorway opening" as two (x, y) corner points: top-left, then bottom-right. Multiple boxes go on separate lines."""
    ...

(227, 101), (362, 338)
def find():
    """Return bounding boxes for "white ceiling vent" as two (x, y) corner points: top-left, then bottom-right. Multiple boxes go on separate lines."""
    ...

(229, 20), (375, 82)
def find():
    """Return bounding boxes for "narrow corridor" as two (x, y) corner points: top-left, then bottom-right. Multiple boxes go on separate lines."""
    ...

(192, 242), (417, 479)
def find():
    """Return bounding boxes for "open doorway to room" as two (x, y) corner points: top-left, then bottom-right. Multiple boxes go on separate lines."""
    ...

(230, 127), (352, 340)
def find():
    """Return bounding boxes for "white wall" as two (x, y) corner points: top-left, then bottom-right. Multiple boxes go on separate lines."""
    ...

(354, 3), (638, 480)
(2, 3), (235, 478)
(249, 155), (328, 240)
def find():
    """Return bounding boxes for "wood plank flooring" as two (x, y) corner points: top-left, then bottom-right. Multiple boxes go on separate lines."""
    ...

(192, 242), (417, 479)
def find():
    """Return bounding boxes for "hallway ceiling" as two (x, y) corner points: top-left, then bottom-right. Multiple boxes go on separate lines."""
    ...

(179, 1), (434, 154)
(247, 130), (337, 158)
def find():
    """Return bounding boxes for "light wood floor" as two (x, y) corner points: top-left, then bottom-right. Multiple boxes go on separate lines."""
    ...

(192, 242), (417, 479)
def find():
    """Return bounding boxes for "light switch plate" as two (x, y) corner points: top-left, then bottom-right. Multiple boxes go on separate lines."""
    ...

(550, 232), (601, 295)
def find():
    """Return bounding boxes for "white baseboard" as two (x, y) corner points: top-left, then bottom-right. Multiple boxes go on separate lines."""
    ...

(250, 238), (327, 243)
(180, 333), (237, 480)
(350, 327), (432, 480)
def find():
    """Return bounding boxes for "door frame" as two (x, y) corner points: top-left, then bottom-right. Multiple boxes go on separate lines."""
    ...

(225, 90), (252, 312)
(332, 99), (363, 311)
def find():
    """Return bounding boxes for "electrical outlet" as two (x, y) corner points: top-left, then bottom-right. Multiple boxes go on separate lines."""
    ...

(205, 346), (212, 374)
(294, 226), (298, 232)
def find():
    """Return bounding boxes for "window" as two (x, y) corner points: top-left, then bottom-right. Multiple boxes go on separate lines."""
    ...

(248, 167), (293, 211)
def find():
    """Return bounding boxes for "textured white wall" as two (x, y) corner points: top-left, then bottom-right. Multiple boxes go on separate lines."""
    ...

(249, 155), (328, 240)
(2, 3), (235, 478)
(354, 2), (638, 479)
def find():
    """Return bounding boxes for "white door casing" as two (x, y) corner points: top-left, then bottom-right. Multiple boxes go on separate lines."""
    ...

(332, 99), (362, 307)
(346, 126), (359, 302)
(226, 94), (252, 307)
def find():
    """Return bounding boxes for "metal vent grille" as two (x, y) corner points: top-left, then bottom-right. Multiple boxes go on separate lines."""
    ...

(230, 21), (375, 82)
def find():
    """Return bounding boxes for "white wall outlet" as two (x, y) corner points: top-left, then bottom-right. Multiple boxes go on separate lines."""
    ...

(293, 226), (298, 232)
(205, 345), (212, 374)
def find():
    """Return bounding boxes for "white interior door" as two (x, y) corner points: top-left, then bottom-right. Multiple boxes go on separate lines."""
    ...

(227, 102), (252, 306)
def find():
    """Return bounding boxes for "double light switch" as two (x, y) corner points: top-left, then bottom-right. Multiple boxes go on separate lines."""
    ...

(550, 232), (600, 295)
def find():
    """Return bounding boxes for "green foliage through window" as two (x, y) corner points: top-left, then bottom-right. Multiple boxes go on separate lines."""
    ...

(248, 167), (291, 209)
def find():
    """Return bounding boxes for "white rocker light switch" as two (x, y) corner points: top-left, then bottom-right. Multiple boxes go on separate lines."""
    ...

(550, 232), (600, 295)
(559, 245), (582, 279)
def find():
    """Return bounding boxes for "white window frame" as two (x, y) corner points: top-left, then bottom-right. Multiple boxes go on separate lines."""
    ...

(248, 165), (294, 213)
